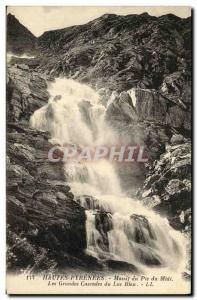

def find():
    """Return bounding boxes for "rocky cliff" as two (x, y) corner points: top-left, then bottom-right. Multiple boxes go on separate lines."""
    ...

(37, 13), (191, 122)
(7, 13), (38, 55)
(6, 66), (89, 272)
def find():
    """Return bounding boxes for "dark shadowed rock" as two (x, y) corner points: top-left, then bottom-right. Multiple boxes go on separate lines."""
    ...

(170, 134), (185, 145)
(106, 259), (138, 273)
(6, 12), (191, 272)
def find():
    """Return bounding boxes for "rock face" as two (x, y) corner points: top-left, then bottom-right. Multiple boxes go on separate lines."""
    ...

(7, 13), (38, 55)
(6, 62), (88, 272)
(6, 12), (192, 272)
(130, 214), (161, 266)
(7, 65), (49, 122)
(37, 13), (191, 132)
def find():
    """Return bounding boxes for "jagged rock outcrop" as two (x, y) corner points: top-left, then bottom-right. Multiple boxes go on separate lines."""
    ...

(106, 86), (191, 131)
(106, 260), (138, 273)
(37, 14), (191, 89)
(7, 65), (49, 122)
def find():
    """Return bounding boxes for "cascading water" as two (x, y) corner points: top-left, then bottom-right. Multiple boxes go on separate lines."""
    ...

(30, 78), (187, 275)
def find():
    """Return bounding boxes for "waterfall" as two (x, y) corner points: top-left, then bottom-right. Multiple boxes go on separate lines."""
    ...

(30, 78), (187, 274)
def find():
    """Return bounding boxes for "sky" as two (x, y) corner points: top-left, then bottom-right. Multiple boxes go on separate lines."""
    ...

(7, 6), (191, 37)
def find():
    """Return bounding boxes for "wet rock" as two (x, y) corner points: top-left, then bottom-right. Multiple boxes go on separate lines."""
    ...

(106, 91), (137, 122)
(7, 163), (31, 185)
(56, 192), (67, 201)
(106, 259), (138, 273)
(38, 13), (191, 155)
(135, 246), (161, 266)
